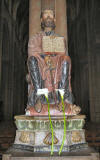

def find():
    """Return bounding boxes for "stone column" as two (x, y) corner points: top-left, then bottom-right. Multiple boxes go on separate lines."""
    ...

(55, 0), (67, 42)
(29, 0), (41, 38)
(86, 0), (100, 122)
(0, 0), (3, 100)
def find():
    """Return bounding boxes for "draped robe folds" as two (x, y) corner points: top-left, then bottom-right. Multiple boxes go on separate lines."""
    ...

(28, 31), (72, 93)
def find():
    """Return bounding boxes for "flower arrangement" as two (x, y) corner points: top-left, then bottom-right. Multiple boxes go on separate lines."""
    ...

(37, 88), (66, 155)
(37, 88), (54, 155)
(56, 89), (66, 155)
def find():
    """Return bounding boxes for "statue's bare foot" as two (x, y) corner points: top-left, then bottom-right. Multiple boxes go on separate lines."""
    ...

(70, 104), (81, 115)
(57, 102), (81, 115)
(25, 106), (31, 115)
(34, 99), (43, 113)
(58, 102), (70, 113)
(58, 102), (63, 112)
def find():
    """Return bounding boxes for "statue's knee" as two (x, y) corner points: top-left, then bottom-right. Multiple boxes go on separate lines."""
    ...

(63, 61), (69, 66)
(62, 61), (69, 73)
(28, 56), (38, 68)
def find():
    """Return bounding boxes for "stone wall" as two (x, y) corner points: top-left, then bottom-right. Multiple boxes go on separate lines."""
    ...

(0, 0), (29, 120)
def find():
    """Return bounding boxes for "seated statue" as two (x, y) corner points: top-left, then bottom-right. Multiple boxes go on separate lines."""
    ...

(26, 9), (80, 115)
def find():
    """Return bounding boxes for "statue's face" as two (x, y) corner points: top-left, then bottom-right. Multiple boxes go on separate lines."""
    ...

(42, 10), (54, 20)
(41, 10), (56, 30)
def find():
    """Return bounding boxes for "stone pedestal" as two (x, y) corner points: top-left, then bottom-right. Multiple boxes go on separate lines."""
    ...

(2, 148), (99, 160)
(3, 115), (99, 159)
(55, 0), (67, 41)
(14, 115), (87, 153)
(29, 0), (41, 38)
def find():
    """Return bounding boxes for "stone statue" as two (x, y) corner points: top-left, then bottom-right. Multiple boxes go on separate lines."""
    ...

(26, 9), (80, 115)
(14, 5), (86, 155)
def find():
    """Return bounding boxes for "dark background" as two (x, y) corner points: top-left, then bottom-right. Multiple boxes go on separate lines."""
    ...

(0, 0), (100, 122)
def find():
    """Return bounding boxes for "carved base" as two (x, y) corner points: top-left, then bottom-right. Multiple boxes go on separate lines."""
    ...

(12, 143), (88, 153)
(14, 129), (86, 146)
(14, 115), (87, 153)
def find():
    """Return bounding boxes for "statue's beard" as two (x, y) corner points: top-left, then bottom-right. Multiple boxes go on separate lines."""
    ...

(41, 18), (56, 30)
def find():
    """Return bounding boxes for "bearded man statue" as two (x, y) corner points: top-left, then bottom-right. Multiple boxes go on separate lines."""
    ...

(26, 9), (75, 114)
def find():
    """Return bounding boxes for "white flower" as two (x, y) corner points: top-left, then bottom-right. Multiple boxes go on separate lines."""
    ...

(56, 89), (65, 97)
(37, 88), (49, 98)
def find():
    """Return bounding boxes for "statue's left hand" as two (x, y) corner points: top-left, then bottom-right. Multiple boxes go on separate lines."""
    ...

(50, 35), (56, 39)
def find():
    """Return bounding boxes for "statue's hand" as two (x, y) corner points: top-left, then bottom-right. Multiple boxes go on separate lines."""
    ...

(50, 35), (56, 39)
(44, 55), (53, 68)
